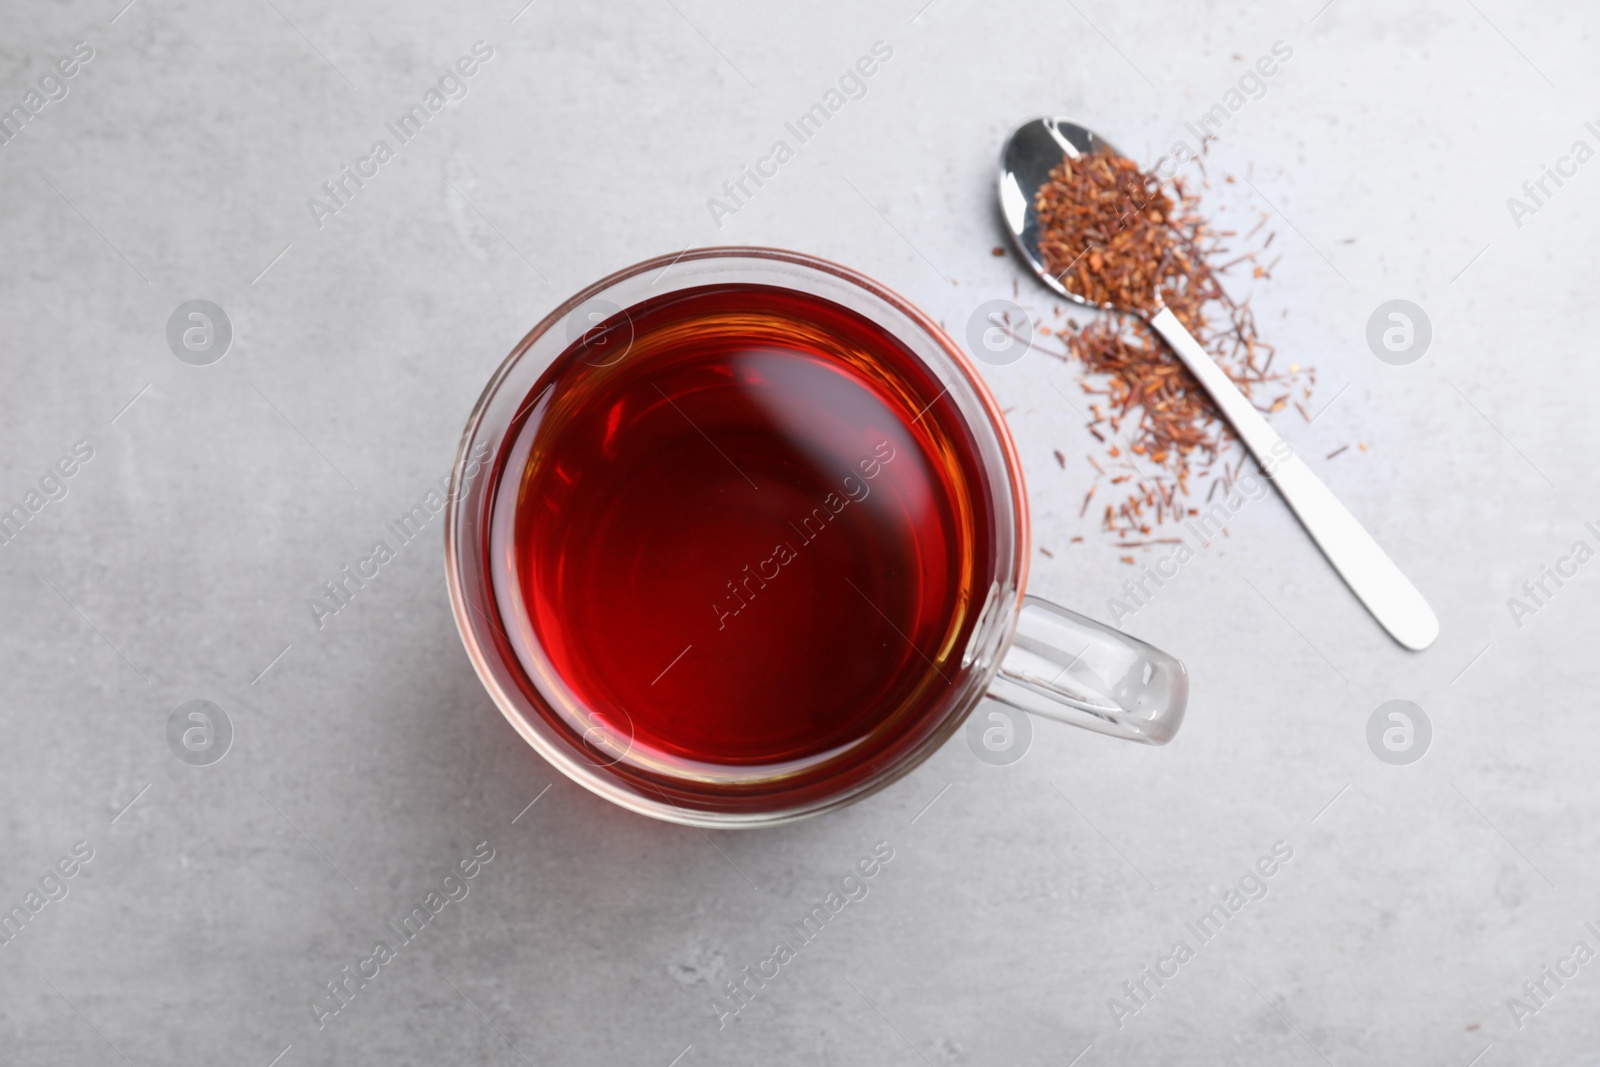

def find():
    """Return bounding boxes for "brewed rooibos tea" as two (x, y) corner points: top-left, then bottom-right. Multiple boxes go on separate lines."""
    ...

(489, 284), (998, 794)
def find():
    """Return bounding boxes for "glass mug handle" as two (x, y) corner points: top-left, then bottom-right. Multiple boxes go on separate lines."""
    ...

(986, 596), (1188, 745)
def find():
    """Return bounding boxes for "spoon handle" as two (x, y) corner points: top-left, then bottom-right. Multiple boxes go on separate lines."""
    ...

(1146, 307), (1439, 650)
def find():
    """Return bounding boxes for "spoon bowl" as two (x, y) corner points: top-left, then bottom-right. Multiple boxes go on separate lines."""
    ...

(999, 117), (1122, 311)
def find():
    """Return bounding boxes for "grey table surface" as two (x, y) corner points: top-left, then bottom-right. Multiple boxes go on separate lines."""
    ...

(3, 0), (1598, 1064)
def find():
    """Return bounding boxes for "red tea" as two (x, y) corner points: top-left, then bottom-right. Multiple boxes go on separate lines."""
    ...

(490, 284), (997, 796)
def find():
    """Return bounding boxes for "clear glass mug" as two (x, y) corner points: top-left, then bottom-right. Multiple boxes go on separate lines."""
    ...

(445, 248), (1187, 827)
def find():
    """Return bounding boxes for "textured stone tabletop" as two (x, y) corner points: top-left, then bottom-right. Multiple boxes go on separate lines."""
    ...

(2, 1), (1597, 1064)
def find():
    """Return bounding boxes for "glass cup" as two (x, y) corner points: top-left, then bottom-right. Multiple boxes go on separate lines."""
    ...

(445, 248), (1187, 827)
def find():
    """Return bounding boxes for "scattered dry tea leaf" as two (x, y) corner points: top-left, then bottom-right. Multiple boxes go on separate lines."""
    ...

(1030, 145), (1315, 545)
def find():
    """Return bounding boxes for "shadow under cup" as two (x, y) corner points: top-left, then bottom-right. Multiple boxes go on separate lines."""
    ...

(447, 249), (1031, 827)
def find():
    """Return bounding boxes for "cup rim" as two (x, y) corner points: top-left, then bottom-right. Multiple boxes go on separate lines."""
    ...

(445, 246), (1032, 827)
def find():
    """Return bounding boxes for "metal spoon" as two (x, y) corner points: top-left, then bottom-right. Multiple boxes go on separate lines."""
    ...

(999, 117), (1438, 651)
